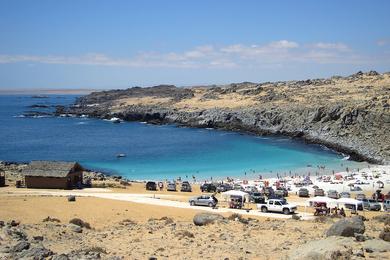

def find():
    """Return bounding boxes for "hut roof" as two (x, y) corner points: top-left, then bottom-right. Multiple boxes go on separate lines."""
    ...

(23, 161), (82, 177)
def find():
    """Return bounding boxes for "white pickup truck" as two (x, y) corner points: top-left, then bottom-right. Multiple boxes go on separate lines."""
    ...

(256, 199), (297, 214)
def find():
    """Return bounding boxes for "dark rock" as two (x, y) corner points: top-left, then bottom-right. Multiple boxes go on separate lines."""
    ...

(4, 227), (28, 241)
(52, 254), (70, 260)
(379, 227), (390, 242)
(16, 246), (53, 259)
(68, 224), (82, 233)
(193, 212), (224, 226)
(326, 216), (365, 237)
(69, 218), (91, 229)
(12, 241), (30, 252)
(42, 216), (61, 223)
(355, 233), (366, 242)
(33, 235), (44, 241)
(8, 220), (20, 227)
(288, 236), (354, 260)
(67, 195), (76, 202)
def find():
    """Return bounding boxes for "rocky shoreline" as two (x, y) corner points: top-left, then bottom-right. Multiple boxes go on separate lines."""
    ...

(56, 71), (390, 164)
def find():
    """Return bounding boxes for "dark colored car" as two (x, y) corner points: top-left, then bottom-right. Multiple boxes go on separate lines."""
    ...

(180, 181), (192, 192)
(146, 181), (157, 191)
(328, 190), (340, 199)
(167, 182), (177, 191)
(340, 192), (351, 198)
(263, 187), (274, 197)
(298, 188), (310, 197)
(216, 183), (232, 193)
(200, 183), (217, 193)
(275, 187), (289, 197)
(355, 193), (366, 200)
(327, 190), (339, 199)
(314, 188), (325, 197)
(249, 192), (265, 203)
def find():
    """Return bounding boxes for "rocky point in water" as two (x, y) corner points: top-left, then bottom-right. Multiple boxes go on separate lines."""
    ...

(58, 71), (390, 164)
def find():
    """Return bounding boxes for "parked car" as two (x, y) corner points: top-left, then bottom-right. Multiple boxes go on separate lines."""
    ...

(314, 188), (325, 197)
(355, 193), (366, 200)
(233, 183), (244, 191)
(263, 187), (274, 197)
(327, 190), (339, 199)
(249, 192), (265, 203)
(180, 181), (192, 192)
(200, 183), (217, 193)
(350, 186), (362, 192)
(275, 187), (289, 197)
(298, 188), (310, 197)
(146, 181), (157, 191)
(257, 199), (297, 215)
(167, 182), (177, 191)
(189, 195), (217, 207)
(383, 199), (390, 211)
(216, 183), (232, 193)
(361, 199), (381, 211)
(340, 192), (351, 198)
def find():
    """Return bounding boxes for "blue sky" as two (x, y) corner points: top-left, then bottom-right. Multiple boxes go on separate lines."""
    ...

(0, 0), (389, 89)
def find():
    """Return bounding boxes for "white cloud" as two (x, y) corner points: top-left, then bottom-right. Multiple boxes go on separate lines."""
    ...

(311, 42), (350, 51)
(0, 40), (385, 69)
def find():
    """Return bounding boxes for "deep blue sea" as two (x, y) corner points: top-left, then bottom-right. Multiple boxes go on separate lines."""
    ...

(0, 95), (367, 181)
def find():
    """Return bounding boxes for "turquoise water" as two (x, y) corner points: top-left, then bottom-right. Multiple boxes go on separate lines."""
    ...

(0, 95), (366, 181)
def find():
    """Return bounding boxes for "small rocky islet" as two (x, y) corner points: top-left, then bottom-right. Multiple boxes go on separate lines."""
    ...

(57, 71), (390, 164)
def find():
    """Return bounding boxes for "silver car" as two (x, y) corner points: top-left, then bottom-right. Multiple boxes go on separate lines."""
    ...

(361, 199), (381, 211)
(189, 195), (217, 207)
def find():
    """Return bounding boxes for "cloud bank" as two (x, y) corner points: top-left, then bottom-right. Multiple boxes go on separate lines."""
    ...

(0, 40), (388, 69)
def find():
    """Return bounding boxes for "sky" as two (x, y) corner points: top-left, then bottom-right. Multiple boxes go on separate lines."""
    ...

(0, 0), (390, 89)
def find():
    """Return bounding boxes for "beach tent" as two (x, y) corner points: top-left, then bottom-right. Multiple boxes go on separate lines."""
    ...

(336, 198), (363, 211)
(221, 190), (250, 202)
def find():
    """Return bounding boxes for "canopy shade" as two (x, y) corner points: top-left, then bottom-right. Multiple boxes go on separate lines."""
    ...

(307, 196), (337, 205)
(221, 190), (250, 200)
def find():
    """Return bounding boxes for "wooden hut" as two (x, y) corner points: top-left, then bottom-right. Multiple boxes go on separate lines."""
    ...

(23, 161), (83, 189)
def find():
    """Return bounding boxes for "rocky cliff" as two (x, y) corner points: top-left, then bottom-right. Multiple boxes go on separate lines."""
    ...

(61, 71), (390, 163)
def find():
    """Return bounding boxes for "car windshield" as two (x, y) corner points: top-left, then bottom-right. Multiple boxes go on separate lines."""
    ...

(368, 199), (376, 203)
(280, 201), (287, 205)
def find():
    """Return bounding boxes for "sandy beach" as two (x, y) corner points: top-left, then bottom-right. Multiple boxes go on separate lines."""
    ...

(1, 164), (390, 259)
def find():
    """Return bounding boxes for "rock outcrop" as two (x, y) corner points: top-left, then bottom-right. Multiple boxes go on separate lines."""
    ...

(326, 216), (365, 237)
(60, 71), (390, 163)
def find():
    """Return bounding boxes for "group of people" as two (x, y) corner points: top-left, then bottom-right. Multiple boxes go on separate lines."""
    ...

(313, 202), (346, 217)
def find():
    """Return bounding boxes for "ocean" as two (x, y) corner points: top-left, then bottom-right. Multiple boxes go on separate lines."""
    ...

(0, 95), (367, 181)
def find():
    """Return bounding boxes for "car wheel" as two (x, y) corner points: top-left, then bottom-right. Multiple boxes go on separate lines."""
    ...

(190, 201), (195, 206)
(261, 207), (267, 213)
(208, 202), (213, 207)
(283, 208), (290, 215)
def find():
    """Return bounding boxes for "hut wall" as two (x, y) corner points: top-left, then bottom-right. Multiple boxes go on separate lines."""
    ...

(68, 171), (83, 187)
(25, 176), (68, 189)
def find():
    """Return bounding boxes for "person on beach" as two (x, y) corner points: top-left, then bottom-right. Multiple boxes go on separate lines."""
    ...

(158, 181), (163, 191)
(340, 207), (346, 217)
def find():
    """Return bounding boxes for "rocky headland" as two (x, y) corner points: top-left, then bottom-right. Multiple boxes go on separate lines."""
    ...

(59, 71), (390, 164)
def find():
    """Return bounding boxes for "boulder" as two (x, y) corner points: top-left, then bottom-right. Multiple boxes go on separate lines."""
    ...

(16, 246), (53, 259)
(379, 227), (390, 242)
(12, 241), (30, 253)
(68, 224), (82, 233)
(326, 216), (365, 237)
(193, 212), (224, 226)
(67, 195), (76, 202)
(288, 236), (354, 260)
